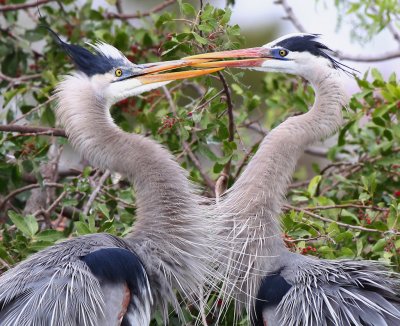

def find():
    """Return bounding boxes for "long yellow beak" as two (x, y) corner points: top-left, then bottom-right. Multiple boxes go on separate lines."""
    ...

(135, 59), (221, 84)
(183, 47), (273, 68)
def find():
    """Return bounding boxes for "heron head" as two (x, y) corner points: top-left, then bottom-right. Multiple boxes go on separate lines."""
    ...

(185, 33), (355, 80)
(52, 31), (221, 104)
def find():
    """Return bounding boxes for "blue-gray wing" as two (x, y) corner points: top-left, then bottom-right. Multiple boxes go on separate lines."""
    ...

(0, 234), (151, 326)
(278, 259), (400, 326)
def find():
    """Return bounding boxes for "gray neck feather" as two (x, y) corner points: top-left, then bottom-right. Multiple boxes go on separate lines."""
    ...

(54, 74), (215, 321)
(214, 67), (348, 314)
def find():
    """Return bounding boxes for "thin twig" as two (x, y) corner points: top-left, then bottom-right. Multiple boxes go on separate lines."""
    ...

(10, 97), (54, 124)
(0, 0), (55, 12)
(275, 0), (400, 62)
(0, 183), (64, 212)
(303, 204), (388, 212)
(182, 142), (216, 195)
(0, 124), (66, 137)
(234, 139), (262, 179)
(0, 257), (11, 270)
(105, 0), (176, 20)
(82, 170), (111, 216)
(0, 72), (41, 84)
(162, 86), (216, 195)
(274, 0), (306, 32)
(100, 189), (136, 209)
(335, 50), (400, 62)
(284, 204), (399, 235)
(34, 191), (67, 228)
(215, 71), (235, 199)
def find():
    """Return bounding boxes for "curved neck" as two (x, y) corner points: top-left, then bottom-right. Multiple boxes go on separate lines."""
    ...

(224, 68), (347, 247)
(215, 68), (348, 311)
(56, 76), (197, 231)
(55, 75), (211, 317)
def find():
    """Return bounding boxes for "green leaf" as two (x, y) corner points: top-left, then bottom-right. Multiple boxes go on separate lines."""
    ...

(372, 238), (387, 253)
(34, 230), (64, 243)
(198, 143), (218, 161)
(8, 211), (32, 237)
(307, 175), (321, 197)
(25, 215), (39, 236)
(75, 221), (93, 235)
(181, 3), (196, 16)
(371, 68), (383, 81)
(192, 32), (207, 45)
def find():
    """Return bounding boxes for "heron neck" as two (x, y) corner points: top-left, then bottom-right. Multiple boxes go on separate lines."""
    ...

(55, 75), (211, 316)
(224, 68), (346, 247)
(214, 68), (347, 310)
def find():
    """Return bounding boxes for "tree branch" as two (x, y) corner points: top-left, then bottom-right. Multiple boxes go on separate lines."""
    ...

(335, 50), (400, 62)
(0, 72), (41, 84)
(0, 124), (66, 137)
(105, 0), (176, 20)
(274, 0), (306, 32)
(0, 183), (64, 213)
(215, 71), (235, 199)
(161, 86), (216, 195)
(284, 204), (399, 235)
(275, 0), (400, 63)
(82, 170), (111, 216)
(0, 0), (55, 12)
(10, 97), (54, 124)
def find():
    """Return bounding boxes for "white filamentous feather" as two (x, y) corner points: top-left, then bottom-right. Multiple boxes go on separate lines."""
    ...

(0, 68), (229, 325)
(53, 73), (227, 322)
(208, 50), (400, 325)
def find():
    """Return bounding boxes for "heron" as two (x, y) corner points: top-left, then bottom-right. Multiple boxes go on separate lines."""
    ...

(187, 33), (400, 325)
(0, 32), (223, 325)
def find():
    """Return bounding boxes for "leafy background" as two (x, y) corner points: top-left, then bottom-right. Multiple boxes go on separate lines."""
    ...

(0, 0), (399, 324)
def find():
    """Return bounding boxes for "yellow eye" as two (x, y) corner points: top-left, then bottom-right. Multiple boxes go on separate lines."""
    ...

(115, 69), (123, 77)
(279, 49), (288, 57)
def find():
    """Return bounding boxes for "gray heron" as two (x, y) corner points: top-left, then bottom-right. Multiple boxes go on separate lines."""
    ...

(188, 33), (400, 325)
(0, 32), (222, 325)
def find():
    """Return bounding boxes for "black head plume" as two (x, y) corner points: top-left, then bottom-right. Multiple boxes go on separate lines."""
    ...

(276, 34), (358, 74)
(46, 27), (120, 76)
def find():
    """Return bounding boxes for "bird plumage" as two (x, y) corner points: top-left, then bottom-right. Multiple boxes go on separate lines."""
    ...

(0, 234), (151, 326)
(276, 252), (400, 326)
(192, 33), (400, 325)
(0, 34), (223, 325)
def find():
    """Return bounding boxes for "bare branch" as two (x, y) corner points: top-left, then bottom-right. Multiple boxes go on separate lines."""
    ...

(82, 170), (111, 216)
(182, 142), (216, 196)
(335, 50), (400, 62)
(10, 97), (54, 124)
(0, 183), (64, 213)
(105, 0), (176, 20)
(0, 124), (66, 137)
(275, 0), (400, 63)
(274, 0), (306, 32)
(215, 71), (235, 199)
(0, 72), (41, 84)
(284, 204), (399, 235)
(162, 86), (216, 195)
(0, 0), (55, 12)
(303, 204), (388, 212)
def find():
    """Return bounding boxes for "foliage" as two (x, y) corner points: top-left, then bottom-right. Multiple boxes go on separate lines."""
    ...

(333, 0), (400, 42)
(0, 0), (399, 324)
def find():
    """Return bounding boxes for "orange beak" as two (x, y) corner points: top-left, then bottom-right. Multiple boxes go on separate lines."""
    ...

(183, 47), (273, 68)
(135, 59), (222, 84)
